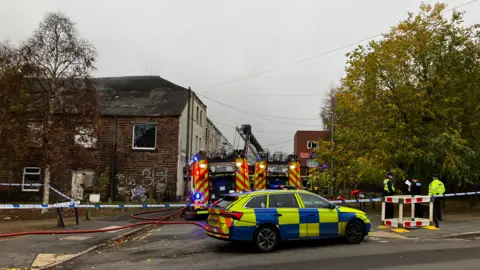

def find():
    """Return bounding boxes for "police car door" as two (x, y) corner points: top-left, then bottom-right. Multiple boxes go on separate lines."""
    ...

(297, 193), (338, 238)
(268, 193), (305, 239)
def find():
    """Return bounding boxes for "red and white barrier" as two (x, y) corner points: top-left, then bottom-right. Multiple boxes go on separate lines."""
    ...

(381, 195), (434, 231)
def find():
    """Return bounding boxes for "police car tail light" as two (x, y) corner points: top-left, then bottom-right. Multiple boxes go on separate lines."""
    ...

(222, 212), (243, 220)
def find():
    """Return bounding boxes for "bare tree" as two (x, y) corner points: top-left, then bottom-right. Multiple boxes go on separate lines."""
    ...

(20, 12), (98, 210)
(0, 42), (33, 173)
(320, 84), (339, 131)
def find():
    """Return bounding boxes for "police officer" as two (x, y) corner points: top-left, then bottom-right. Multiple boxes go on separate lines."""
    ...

(383, 172), (396, 219)
(408, 177), (423, 217)
(429, 174), (445, 222)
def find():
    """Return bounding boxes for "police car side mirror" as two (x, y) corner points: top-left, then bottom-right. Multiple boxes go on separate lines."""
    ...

(329, 204), (336, 210)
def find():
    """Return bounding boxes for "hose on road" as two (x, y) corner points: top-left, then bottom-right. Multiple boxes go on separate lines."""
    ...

(0, 207), (206, 238)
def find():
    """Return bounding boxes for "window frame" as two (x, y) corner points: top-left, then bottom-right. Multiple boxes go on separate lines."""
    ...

(267, 193), (300, 208)
(200, 110), (203, 126)
(306, 141), (318, 149)
(131, 123), (157, 150)
(298, 192), (332, 209)
(243, 195), (267, 209)
(22, 167), (41, 192)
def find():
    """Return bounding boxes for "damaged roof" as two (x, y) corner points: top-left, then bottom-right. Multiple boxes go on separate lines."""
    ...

(95, 76), (190, 117)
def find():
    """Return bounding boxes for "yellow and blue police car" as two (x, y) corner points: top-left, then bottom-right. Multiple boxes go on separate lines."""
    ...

(205, 189), (371, 252)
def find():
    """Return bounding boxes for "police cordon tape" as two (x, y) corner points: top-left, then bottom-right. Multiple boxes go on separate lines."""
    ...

(0, 183), (75, 203)
(0, 191), (478, 209)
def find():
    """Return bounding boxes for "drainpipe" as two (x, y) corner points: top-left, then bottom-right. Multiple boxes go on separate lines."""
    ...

(185, 88), (192, 165)
(110, 116), (117, 200)
(184, 88), (192, 198)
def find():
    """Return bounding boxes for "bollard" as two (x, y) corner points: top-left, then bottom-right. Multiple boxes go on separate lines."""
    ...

(75, 207), (79, 225)
(56, 207), (65, 228)
(86, 201), (91, 220)
(108, 198), (113, 215)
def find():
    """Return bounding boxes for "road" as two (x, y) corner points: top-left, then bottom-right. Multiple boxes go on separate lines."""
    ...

(59, 224), (480, 270)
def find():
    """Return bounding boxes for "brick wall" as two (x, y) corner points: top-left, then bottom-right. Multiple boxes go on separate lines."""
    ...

(0, 115), (181, 203)
(107, 116), (180, 202)
(294, 131), (330, 175)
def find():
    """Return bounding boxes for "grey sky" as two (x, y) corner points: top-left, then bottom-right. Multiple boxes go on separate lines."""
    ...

(1, 0), (479, 153)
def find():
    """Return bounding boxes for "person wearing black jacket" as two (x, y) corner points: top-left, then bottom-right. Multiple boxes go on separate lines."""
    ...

(408, 178), (423, 217)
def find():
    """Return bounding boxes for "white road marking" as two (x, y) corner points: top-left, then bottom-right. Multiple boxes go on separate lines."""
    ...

(59, 236), (92, 241)
(369, 231), (409, 239)
(101, 225), (128, 233)
(31, 253), (75, 268)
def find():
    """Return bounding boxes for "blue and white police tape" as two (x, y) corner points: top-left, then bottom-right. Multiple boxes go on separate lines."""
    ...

(0, 203), (195, 209)
(47, 184), (75, 202)
(0, 183), (44, 187)
(0, 191), (478, 209)
(0, 183), (75, 203)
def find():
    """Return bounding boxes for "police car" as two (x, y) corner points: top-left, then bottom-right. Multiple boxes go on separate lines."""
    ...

(205, 189), (371, 252)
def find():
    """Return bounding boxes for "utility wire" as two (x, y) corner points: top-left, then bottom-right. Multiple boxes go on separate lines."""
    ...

(198, 0), (479, 91)
(195, 91), (322, 126)
(211, 120), (295, 134)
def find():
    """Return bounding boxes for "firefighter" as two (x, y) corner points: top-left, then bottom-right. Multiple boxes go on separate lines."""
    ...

(383, 172), (396, 219)
(429, 174), (445, 222)
(408, 177), (423, 217)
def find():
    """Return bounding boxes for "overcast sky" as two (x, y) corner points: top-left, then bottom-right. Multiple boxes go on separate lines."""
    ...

(1, 0), (479, 153)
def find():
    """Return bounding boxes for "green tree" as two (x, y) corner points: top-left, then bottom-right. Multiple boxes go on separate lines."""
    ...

(317, 3), (480, 187)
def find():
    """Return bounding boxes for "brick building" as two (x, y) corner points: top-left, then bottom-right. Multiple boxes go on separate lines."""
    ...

(293, 130), (330, 176)
(0, 76), (228, 203)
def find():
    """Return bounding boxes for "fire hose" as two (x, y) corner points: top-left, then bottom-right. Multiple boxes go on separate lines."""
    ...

(0, 207), (206, 238)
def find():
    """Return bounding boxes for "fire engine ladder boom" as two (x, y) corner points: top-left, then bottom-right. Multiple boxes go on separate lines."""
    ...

(236, 124), (264, 159)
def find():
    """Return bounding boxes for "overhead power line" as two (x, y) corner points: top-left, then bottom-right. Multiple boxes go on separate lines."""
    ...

(263, 139), (295, 147)
(195, 91), (322, 127)
(198, 0), (479, 91)
(211, 120), (295, 134)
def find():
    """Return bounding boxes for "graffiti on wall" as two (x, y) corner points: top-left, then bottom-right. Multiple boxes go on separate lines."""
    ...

(115, 168), (168, 201)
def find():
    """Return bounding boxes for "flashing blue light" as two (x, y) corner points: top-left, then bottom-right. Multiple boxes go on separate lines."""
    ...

(195, 193), (200, 199)
(194, 156), (198, 161)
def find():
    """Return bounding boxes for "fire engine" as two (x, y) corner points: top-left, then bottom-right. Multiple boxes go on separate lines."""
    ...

(254, 151), (301, 190)
(185, 148), (250, 219)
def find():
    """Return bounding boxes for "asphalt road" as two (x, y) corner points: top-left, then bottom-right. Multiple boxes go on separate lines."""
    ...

(61, 231), (480, 270)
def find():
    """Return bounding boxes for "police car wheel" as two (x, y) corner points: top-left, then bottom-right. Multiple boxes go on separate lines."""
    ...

(344, 219), (365, 244)
(253, 225), (279, 252)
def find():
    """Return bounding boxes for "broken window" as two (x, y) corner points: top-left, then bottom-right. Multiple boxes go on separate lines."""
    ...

(132, 123), (157, 150)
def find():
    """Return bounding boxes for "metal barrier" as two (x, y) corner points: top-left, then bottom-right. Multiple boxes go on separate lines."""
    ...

(380, 195), (434, 232)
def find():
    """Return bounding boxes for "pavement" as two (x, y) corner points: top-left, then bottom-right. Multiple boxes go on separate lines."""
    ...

(0, 209), (176, 269)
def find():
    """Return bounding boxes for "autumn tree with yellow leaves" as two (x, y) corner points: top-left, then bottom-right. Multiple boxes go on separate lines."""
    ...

(316, 3), (480, 189)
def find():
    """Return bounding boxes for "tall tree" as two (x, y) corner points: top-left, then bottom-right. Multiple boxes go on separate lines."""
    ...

(21, 12), (98, 207)
(316, 3), (480, 187)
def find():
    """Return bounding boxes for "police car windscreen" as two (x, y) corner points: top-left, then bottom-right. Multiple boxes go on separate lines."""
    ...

(216, 196), (237, 209)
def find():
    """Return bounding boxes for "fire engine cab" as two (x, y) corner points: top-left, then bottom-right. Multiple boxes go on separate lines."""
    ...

(185, 149), (249, 219)
(254, 151), (301, 190)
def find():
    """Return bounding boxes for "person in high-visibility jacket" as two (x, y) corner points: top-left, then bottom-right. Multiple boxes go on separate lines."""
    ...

(383, 172), (396, 219)
(429, 174), (445, 222)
